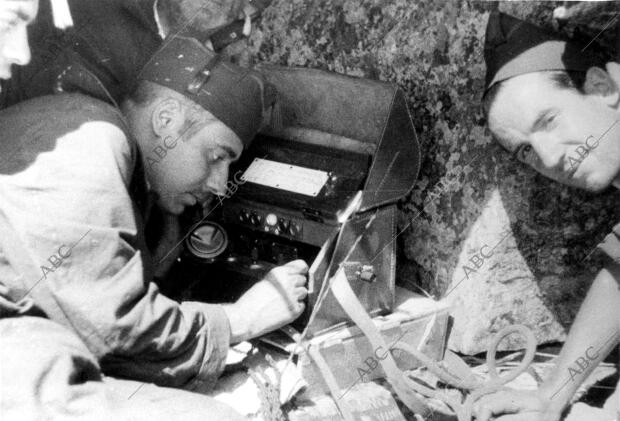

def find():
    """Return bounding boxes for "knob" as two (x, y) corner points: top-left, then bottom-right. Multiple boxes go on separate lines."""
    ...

(185, 222), (228, 261)
(278, 218), (289, 232)
(249, 213), (260, 226)
(359, 267), (376, 283)
(266, 213), (278, 226)
(328, 172), (338, 185)
(239, 210), (250, 223)
(288, 223), (301, 237)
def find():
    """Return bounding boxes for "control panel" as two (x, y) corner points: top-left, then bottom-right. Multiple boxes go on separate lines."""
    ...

(222, 200), (337, 247)
(235, 208), (302, 238)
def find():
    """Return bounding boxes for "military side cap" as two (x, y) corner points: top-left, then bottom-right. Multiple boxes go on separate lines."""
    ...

(484, 11), (600, 95)
(137, 36), (275, 147)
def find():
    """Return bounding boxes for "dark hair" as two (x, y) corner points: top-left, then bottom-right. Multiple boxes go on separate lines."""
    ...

(483, 70), (587, 117)
(549, 71), (587, 92)
(125, 81), (212, 140)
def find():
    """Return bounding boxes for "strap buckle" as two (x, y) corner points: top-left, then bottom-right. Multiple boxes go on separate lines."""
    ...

(187, 55), (221, 95)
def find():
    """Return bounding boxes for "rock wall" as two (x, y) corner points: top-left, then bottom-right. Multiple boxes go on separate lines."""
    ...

(224, 0), (620, 354)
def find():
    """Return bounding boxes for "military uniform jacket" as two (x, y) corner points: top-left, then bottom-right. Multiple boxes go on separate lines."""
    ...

(0, 93), (231, 389)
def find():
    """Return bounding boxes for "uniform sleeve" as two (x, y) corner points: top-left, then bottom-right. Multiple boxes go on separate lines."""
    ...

(0, 96), (230, 389)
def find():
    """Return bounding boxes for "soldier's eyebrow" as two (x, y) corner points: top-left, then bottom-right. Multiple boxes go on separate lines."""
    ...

(219, 145), (240, 162)
(16, 10), (31, 21)
(530, 108), (555, 132)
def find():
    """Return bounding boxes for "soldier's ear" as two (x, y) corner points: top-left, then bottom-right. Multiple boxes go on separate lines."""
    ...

(151, 98), (183, 136)
(584, 67), (620, 107)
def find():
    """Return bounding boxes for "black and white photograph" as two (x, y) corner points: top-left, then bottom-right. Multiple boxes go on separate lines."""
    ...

(0, 0), (619, 420)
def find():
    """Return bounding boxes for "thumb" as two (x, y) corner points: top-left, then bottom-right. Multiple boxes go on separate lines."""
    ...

(285, 259), (309, 273)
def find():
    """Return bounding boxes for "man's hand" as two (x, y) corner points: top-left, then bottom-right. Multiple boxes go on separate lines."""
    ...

(473, 390), (562, 421)
(223, 259), (308, 343)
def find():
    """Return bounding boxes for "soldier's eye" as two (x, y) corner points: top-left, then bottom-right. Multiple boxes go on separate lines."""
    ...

(0, 19), (18, 34)
(210, 151), (224, 163)
(543, 114), (557, 128)
(515, 144), (533, 163)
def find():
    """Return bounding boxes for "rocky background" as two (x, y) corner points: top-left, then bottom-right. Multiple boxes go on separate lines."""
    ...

(211, 0), (620, 354)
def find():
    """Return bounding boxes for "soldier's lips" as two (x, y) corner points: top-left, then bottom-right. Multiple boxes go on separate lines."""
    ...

(181, 193), (213, 208)
(179, 193), (198, 207)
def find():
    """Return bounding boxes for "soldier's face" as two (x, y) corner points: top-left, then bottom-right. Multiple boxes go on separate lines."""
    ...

(0, 0), (37, 79)
(488, 71), (620, 192)
(145, 115), (243, 216)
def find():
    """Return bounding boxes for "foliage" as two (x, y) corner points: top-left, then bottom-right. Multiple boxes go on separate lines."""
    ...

(230, 0), (620, 327)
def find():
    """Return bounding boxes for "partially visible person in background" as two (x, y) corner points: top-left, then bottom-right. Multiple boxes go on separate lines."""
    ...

(474, 11), (620, 421)
(0, 0), (256, 108)
(0, 0), (38, 82)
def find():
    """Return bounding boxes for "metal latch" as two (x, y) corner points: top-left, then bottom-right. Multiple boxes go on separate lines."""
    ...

(342, 262), (376, 283)
(187, 55), (221, 95)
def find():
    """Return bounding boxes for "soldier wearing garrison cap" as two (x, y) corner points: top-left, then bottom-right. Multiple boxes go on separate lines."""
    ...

(474, 11), (620, 421)
(0, 33), (308, 419)
(0, 0), (257, 109)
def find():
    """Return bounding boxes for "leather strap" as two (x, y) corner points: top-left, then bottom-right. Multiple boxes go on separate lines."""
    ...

(306, 344), (356, 421)
(328, 268), (538, 421)
(330, 267), (430, 417)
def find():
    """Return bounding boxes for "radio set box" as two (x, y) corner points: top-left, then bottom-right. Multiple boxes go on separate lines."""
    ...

(169, 66), (422, 337)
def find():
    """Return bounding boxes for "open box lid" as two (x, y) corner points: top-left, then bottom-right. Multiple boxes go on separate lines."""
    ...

(257, 65), (421, 212)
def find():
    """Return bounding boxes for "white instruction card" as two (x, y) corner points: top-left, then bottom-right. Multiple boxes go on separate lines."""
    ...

(242, 158), (329, 197)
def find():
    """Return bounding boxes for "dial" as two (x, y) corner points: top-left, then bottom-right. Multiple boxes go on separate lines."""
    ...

(249, 213), (260, 226)
(239, 209), (250, 223)
(277, 218), (289, 232)
(185, 222), (228, 261)
(266, 213), (278, 226)
(288, 223), (301, 237)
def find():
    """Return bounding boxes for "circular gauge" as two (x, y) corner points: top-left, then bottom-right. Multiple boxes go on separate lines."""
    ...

(185, 222), (229, 261)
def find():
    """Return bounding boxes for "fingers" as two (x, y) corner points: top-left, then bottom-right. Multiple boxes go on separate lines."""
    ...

(283, 259), (309, 274)
(288, 285), (307, 316)
(290, 274), (306, 287)
(268, 271), (305, 287)
(295, 287), (308, 300)
(493, 413), (547, 421)
(288, 299), (305, 316)
(296, 301), (306, 314)
(473, 392), (546, 421)
(474, 395), (514, 421)
(475, 404), (495, 421)
(265, 262), (308, 306)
